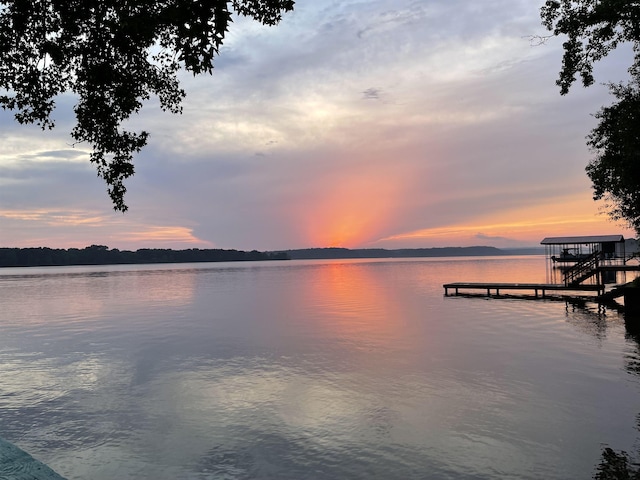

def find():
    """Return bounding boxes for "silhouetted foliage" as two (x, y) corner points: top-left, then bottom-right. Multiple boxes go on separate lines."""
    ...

(541, 1), (640, 235)
(594, 447), (640, 480)
(586, 81), (640, 233)
(0, 0), (294, 211)
(540, 1), (640, 96)
(0, 245), (288, 267)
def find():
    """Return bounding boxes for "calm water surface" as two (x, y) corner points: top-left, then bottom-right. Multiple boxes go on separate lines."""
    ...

(0, 256), (639, 479)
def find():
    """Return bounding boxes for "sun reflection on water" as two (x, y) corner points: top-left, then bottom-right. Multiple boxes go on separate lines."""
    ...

(0, 259), (639, 479)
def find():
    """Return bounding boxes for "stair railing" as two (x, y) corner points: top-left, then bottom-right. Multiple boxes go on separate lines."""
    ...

(563, 250), (600, 286)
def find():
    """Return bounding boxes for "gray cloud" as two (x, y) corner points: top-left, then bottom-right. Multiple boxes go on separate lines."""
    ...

(362, 88), (381, 100)
(0, 0), (634, 249)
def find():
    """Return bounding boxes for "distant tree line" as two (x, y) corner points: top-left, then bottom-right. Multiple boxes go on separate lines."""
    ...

(0, 245), (288, 267)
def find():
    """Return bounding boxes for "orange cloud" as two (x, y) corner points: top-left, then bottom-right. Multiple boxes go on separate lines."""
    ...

(376, 194), (635, 247)
(0, 208), (213, 250)
(0, 209), (107, 226)
(121, 226), (213, 246)
(300, 168), (406, 248)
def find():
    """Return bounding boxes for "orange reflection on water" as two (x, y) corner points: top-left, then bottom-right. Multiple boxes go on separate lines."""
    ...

(301, 261), (409, 348)
(431, 256), (548, 285)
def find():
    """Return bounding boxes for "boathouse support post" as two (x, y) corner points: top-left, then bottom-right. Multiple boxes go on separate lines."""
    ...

(599, 269), (604, 291)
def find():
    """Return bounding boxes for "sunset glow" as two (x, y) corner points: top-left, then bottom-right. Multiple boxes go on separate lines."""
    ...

(0, 1), (636, 250)
(301, 171), (405, 248)
(375, 194), (633, 248)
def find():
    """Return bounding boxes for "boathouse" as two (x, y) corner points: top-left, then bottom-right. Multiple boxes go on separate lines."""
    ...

(541, 235), (627, 286)
(443, 234), (637, 299)
(540, 235), (626, 265)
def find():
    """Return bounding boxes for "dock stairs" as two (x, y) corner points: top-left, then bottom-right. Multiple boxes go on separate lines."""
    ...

(563, 251), (601, 286)
(444, 239), (640, 301)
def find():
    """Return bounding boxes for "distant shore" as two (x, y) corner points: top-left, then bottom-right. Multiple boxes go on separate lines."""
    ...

(0, 245), (287, 268)
(0, 245), (545, 268)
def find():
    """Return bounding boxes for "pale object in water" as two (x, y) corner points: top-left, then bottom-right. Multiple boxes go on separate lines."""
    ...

(0, 437), (66, 480)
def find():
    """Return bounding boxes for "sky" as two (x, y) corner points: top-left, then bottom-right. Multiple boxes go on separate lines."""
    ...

(0, 0), (636, 251)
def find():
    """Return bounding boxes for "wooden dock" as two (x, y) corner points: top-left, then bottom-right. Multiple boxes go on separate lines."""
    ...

(443, 282), (604, 298)
(443, 237), (639, 302)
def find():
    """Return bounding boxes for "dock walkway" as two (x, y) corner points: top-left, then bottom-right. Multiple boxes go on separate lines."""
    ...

(443, 282), (603, 298)
(443, 236), (638, 302)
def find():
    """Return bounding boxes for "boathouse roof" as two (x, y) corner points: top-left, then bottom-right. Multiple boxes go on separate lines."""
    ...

(540, 235), (624, 245)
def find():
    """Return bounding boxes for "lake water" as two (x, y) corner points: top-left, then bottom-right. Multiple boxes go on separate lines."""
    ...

(1, 256), (639, 479)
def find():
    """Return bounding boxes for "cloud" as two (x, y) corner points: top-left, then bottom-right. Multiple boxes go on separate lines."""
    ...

(362, 88), (381, 100)
(474, 232), (521, 246)
(0, 0), (636, 250)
